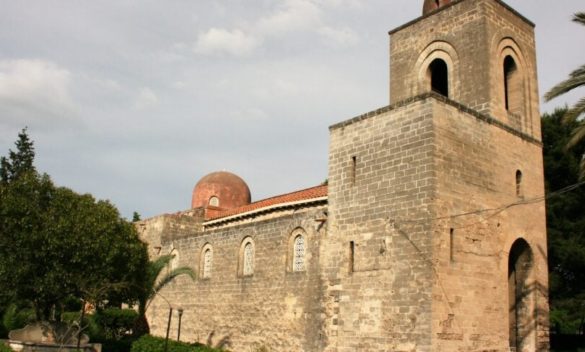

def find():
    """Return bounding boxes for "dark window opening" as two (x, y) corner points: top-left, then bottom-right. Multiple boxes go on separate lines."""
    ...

(351, 156), (357, 185)
(449, 228), (455, 262)
(429, 59), (449, 97)
(349, 241), (355, 273)
(515, 170), (523, 197)
(504, 56), (517, 111)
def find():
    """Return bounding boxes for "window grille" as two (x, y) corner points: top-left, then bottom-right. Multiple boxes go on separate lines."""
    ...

(243, 242), (254, 276)
(203, 248), (212, 278)
(293, 235), (305, 272)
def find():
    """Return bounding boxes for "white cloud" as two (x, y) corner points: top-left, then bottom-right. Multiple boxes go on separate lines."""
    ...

(256, 0), (322, 36)
(133, 87), (159, 110)
(0, 59), (77, 125)
(192, 0), (359, 57)
(194, 28), (260, 57)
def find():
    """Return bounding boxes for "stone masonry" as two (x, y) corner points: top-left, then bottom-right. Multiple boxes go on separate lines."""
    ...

(137, 1), (549, 351)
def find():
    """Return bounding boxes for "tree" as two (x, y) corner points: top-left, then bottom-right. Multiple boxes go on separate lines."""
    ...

(542, 107), (585, 334)
(0, 130), (148, 321)
(133, 254), (195, 336)
(544, 13), (585, 176)
(0, 128), (35, 184)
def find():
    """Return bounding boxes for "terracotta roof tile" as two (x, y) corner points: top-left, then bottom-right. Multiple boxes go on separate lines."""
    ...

(206, 185), (327, 221)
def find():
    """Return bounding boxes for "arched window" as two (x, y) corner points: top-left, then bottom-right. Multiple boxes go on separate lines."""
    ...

(239, 237), (255, 277)
(504, 55), (522, 115)
(508, 239), (534, 352)
(209, 196), (219, 207)
(429, 58), (449, 97)
(293, 234), (306, 272)
(201, 245), (213, 279)
(515, 170), (523, 197)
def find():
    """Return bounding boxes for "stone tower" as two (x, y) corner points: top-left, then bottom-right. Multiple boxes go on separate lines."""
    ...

(325, 0), (548, 351)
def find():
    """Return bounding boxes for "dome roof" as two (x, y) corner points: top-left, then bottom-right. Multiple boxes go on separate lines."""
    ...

(422, 0), (452, 15)
(192, 171), (251, 210)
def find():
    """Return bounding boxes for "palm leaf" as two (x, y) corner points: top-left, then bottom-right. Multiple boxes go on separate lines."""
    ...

(152, 267), (196, 295)
(573, 12), (585, 25)
(567, 124), (585, 152)
(544, 65), (585, 101)
(563, 97), (585, 125)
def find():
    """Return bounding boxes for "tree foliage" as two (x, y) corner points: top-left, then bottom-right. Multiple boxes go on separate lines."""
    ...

(0, 129), (148, 321)
(543, 107), (585, 334)
(0, 128), (35, 184)
(545, 13), (585, 176)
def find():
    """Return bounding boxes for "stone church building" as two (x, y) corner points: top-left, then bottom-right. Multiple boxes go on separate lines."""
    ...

(137, 0), (549, 350)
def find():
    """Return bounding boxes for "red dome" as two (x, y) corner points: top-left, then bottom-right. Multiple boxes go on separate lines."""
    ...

(191, 171), (251, 210)
(423, 0), (452, 15)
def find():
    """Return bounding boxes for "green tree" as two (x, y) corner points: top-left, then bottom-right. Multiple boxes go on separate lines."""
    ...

(545, 13), (585, 176)
(0, 130), (148, 321)
(0, 127), (35, 183)
(133, 254), (195, 336)
(542, 107), (585, 334)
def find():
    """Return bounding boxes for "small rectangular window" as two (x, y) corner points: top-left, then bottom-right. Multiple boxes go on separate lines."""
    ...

(349, 241), (355, 273)
(351, 156), (357, 185)
(449, 228), (455, 262)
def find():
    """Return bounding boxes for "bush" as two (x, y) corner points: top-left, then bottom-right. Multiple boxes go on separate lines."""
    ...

(92, 308), (138, 341)
(2, 304), (34, 332)
(131, 335), (224, 352)
(0, 342), (11, 352)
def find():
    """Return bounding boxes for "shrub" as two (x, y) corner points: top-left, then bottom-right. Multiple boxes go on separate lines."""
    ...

(0, 342), (11, 352)
(2, 304), (34, 332)
(131, 335), (224, 352)
(93, 308), (138, 341)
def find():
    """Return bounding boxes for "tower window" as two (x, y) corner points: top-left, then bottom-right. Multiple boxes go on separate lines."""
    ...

(429, 59), (449, 97)
(504, 55), (522, 114)
(516, 170), (523, 198)
(201, 245), (213, 279)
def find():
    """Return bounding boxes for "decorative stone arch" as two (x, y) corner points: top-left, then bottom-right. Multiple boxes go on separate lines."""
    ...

(238, 236), (255, 277)
(414, 40), (460, 100)
(495, 37), (532, 132)
(506, 237), (536, 352)
(200, 243), (213, 279)
(287, 227), (308, 272)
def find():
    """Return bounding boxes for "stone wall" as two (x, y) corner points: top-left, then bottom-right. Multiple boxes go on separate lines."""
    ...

(325, 97), (437, 352)
(143, 204), (327, 352)
(430, 96), (548, 351)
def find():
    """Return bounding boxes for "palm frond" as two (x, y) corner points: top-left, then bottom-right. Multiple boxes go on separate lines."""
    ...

(152, 267), (196, 294)
(567, 123), (585, 151)
(573, 12), (585, 25)
(544, 65), (585, 101)
(562, 97), (585, 125)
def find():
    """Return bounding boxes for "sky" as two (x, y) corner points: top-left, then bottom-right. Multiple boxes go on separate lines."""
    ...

(0, 0), (583, 220)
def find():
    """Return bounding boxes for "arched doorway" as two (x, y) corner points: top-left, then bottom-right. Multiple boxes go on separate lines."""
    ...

(508, 238), (534, 352)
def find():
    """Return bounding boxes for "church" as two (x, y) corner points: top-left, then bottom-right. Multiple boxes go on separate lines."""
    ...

(137, 0), (549, 350)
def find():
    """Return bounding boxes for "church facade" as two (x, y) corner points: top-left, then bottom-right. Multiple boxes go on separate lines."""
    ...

(137, 1), (550, 351)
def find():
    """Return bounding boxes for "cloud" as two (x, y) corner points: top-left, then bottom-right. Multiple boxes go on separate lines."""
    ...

(133, 87), (159, 110)
(0, 59), (77, 126)
(194, 28), (260, 57)
(193, 0), (358, 57)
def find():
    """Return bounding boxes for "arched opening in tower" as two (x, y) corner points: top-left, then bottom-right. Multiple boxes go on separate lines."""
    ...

(428, 58), (449, 97)
(504, 55), (522, 114)
(508, 238), (534, 352)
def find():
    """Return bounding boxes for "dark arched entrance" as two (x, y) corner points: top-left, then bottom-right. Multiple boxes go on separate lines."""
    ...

(508, 238), (534, 352)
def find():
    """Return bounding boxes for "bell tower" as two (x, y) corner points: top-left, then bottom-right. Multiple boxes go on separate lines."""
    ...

(327, 0), (548, 351)
(389, 0), (541, 140)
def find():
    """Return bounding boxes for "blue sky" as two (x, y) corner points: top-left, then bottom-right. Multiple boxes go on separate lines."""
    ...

(0, 0), (583, 219)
